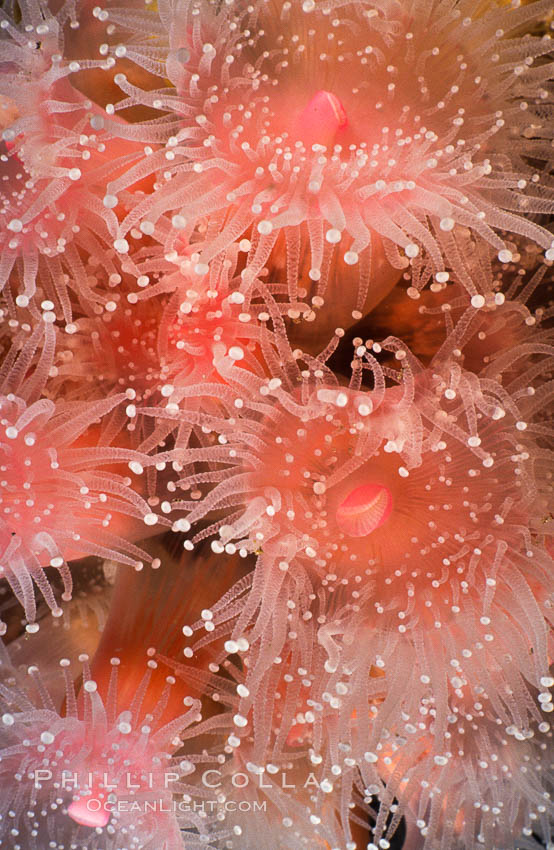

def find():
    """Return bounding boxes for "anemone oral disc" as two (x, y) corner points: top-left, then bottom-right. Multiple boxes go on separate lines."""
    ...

(336, 483), (393, 538)
(296, 90), (347, 147)
(68, 795), (110, 828)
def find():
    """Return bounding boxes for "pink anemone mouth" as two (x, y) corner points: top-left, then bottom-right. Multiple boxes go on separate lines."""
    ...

(335, 482), (393, 538)
(68, 793), (110, 828)
(294, 89), (348, 149)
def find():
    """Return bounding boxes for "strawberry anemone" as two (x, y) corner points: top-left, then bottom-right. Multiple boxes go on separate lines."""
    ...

(139, 328), (418, 692)
(88, 542), (250, 722)
(188, 745), (349, 850)
(0, 535), (253, 846)
(98, 0), (552, 334)
(161, 648), (356, 850)
(0, 0), (151, 322)
(0, 322), (160, 632)
(147, 284), (553, 733)
(290, 298), (554, 768)
(52, 245), (272, 450)
(167, 583), (337, 759)
(353, 690), (554, 850)
(0, 652), (206, 850)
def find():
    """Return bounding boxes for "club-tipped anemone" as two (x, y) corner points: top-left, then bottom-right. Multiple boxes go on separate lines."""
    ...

(0, 0), (151, 322)
(0, 651), (206, 849)
(89, 543), (250, 720)
(290, 295), (553, 763)
(171, 702), (355, 850)
(0, 1), (552, 846)
(149, 344), (415, 564)
(169, 648), (384, 850)
(97, 0), (552, 328)
(5, 572), (113, 696)
(0, 323), (162, 631)
(139, 333), (421, 688)
(51, 244), (278, 449)
(147, 282), (553, 732)
(167, 591), (340, 760)
(355, 696), (554, 850)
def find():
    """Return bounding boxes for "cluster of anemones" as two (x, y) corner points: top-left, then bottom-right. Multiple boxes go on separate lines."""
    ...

(0, 0), (552, 849)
